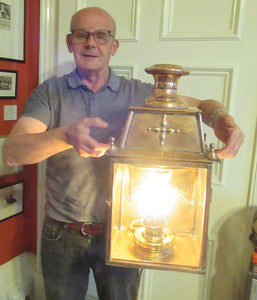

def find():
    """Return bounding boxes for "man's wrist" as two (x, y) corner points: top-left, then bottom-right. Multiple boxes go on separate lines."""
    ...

(208, 108), (227, 128)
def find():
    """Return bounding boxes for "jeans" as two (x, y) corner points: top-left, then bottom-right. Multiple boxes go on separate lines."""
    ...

(41, 217), (140, 300)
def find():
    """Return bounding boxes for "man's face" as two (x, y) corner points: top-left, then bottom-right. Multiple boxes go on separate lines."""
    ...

(66, 9), (119, 76)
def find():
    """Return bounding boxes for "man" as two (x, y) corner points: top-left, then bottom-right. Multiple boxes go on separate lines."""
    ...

(2, 6), (244, 300)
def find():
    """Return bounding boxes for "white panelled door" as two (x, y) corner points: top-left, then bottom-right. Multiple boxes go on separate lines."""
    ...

(50, 0), (257, 299)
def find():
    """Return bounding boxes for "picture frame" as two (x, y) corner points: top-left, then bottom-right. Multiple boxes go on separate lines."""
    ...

(0, 182), (24, 221)
(0, 70), (17, 98)
(0, 0), (25, 62)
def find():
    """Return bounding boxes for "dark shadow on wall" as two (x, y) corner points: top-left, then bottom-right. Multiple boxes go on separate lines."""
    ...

(209, 207), (256, 300)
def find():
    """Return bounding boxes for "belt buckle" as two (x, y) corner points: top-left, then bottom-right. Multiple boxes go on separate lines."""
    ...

(81, 222), (92, 236)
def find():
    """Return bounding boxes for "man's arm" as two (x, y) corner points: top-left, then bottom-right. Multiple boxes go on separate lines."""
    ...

(2, 116), (109, 166)
(180, 96), (244, 158)
(3, 98), (244, 166)
(198, 99), (245, 158)
(2, 117), (72, 166)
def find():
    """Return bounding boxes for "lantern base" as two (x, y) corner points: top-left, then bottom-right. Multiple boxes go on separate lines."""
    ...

(133, 226), (176, 259)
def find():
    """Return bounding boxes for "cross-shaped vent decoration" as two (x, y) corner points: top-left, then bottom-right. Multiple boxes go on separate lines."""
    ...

(147, 115), (180, 146)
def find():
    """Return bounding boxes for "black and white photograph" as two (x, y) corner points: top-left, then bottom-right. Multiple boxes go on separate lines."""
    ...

(0, 70), (17, 98)
(0, 182), (24, 221)
(0, 0), (25, 61)
(0, 1), (11, 29)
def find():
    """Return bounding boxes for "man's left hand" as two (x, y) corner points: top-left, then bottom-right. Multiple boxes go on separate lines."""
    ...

(213, 112), (245, 159)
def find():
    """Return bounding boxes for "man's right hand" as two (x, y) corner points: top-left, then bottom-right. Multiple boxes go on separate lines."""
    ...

(65, 117), (110, 158)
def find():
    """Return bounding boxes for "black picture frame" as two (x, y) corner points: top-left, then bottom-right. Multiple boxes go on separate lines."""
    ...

(0, 181), (24, 221)
(0, 0), (25, 62)
(0, 70), (17, 98)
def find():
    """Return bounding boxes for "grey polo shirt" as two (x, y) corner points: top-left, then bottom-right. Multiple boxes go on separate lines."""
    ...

(21, 68), (154, 222)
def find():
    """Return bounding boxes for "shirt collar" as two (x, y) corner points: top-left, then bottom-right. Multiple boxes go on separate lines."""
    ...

(67, 68), (120, 92)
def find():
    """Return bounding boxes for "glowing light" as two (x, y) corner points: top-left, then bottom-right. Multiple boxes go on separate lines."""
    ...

(131, 169), (179, 219)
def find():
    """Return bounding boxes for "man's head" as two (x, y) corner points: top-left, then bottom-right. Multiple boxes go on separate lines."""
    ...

(66, 7), (119, 78)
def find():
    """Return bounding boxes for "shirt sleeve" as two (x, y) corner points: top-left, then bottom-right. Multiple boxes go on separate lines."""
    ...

(21, 79), (53, 129)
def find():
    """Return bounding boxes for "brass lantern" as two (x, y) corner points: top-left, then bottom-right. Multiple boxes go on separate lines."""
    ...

(106, 64), (219, 273)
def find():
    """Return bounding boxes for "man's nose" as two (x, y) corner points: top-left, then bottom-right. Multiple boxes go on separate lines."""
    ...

(85, 33), (96, 46)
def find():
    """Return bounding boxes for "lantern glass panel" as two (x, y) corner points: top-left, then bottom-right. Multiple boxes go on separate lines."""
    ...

(108, 160), (210, 272)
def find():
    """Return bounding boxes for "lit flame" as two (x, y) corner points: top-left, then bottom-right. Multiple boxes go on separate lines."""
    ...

(131, 169), (179, 219)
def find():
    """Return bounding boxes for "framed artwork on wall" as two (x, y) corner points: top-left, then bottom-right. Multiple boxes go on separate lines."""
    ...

(0, 70), (17, 98)
(0, 0), (25, 62)
(0, 182), (24, 221)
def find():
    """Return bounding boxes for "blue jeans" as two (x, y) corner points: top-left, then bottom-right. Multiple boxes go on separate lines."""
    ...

(41, 217), (140, 300)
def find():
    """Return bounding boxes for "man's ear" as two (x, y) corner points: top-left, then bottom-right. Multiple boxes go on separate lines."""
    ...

(111, 39), (119, 56)
(66, 34), (73, 53)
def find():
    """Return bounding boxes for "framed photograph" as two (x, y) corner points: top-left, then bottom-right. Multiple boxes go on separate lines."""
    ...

(0, 0), (25, 62)
(0, 182), (24, 221)
(0, 70), (17, 98)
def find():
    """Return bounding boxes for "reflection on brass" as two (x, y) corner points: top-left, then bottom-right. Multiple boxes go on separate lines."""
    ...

(120, 108), (205, 157)
(133, 217), (175, 259)
(108, 137), (118, 153)
(144, 64), (190, 108)
(131, 219), (144, 233)
(205, 143), (221, 162)
(147, 114), (180, 146)
(106, 199), (111, 207)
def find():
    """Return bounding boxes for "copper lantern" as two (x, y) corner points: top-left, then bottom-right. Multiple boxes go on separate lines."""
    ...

(106, 64), (219, 273)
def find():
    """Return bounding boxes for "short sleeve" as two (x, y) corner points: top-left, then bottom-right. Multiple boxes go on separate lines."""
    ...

(21, 79), (53, 128)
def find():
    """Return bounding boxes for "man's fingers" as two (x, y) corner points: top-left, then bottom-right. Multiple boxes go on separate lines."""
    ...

(86, 117), (109, 129)
(215, 130), (245, 159)
(75, 136), (110, 157)
(215, 147), (235, 159)
(65, 117), (110, 158)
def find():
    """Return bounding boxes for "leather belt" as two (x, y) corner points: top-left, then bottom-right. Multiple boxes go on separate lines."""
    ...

(64, 222), (106, 236)
(46, 217), (106, 236)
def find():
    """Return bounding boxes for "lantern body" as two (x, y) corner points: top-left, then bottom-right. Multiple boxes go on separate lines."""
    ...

(106, 64), (218, 273)
(106, 107), (214, 273)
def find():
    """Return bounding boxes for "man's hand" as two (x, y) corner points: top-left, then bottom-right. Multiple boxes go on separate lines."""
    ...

(213, 111), (245, 159)
(65, 117), (110, 157)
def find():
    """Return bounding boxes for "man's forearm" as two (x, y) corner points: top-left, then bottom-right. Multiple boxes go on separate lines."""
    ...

(198, 99), (227, 127)
(2, 127), (73, 166)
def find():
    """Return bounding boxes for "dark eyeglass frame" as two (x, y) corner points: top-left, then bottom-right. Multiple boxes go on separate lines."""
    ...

(70, 29), (115, 45)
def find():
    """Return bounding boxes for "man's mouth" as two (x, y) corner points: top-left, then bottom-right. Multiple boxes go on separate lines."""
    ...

(83, 54), (98, 58)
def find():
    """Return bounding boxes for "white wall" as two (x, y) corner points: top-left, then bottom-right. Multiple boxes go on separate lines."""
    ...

(0, 253), (36, 300)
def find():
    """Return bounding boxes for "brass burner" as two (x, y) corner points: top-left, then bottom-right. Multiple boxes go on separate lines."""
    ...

(133, 217), (176, 259)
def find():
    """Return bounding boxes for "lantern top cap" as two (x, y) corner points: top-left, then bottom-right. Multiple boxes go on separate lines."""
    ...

(145, 64), (190, 76)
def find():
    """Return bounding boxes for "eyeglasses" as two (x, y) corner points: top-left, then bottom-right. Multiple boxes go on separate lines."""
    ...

(71, 29), (115, 45)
